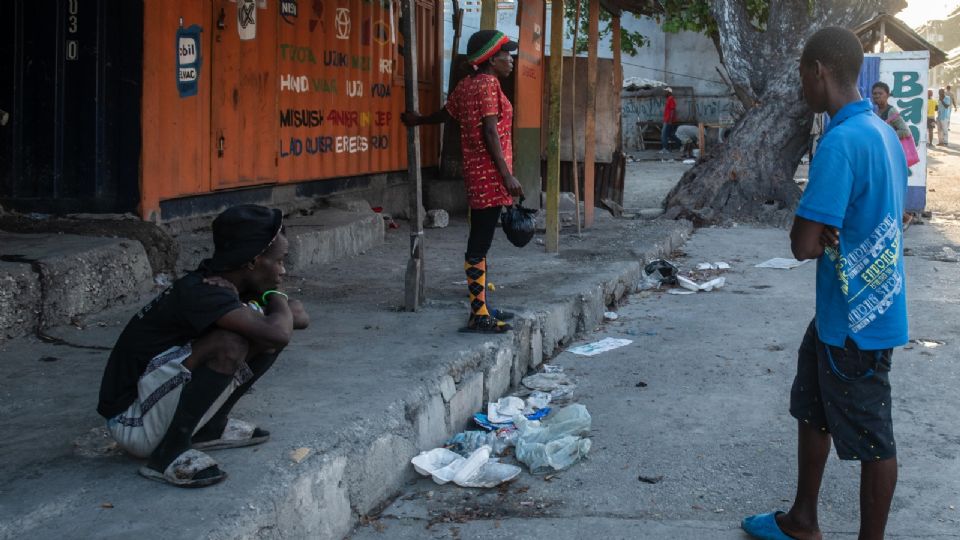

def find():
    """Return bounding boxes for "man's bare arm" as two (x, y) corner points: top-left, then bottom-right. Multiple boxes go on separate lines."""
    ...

(216, 296), (294, 349)
(790, 215), (830, 260)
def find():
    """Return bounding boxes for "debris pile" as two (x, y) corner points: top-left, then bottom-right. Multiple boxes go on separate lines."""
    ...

(411, 367), (592, 488)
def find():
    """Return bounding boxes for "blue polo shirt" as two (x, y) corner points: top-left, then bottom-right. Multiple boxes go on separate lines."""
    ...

(797, 99), (908, 350)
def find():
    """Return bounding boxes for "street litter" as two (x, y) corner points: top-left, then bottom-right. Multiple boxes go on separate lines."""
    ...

(696, 262), (730, 270)
(526, 391), (551, 410)
(514, 404), (592, 474)
(543, 364), (564, 374)
(604, 311), (619, 321)
(289, 447), (312, 464)
(474, 408), (551, 431)
(487, 396), (525, 423)
(682, 159), (696, 165)
(447, 430), (517, 455)
(522, 372), (572, 391)
(548, 385), (575, 402)
(411, 446), (521, 488)
(567, 337), (633, 356)
(674, 275), (726, 293)
(755, 257), (810, 270)
(642, 259), (679, 288)
(910, 339), (945, 348)
(667, 289), (696, 295)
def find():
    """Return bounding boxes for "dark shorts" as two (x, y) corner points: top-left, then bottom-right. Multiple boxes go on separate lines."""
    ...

(790, 319), (896, 462)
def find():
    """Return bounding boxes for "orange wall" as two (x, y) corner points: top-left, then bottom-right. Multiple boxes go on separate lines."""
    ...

(140, 0), (441, 220)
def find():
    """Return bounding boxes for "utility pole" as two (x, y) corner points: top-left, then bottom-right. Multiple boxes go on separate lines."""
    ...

(583, 0), (599, 227)
(481, 0), (497, 29)
(568, 0), (582, 235)
(402, 0), (425, 311)
(545, 0), (564, 253)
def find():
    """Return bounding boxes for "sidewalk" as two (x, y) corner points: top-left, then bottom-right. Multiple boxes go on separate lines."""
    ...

(0, 206), (690, 539)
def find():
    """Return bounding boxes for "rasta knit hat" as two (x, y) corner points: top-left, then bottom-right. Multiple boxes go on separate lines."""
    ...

(466, 30), (518, 66)
(207, 204), (284, 272)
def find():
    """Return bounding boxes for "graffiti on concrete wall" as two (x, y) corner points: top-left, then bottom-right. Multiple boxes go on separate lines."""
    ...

(621, 94), (741, 149)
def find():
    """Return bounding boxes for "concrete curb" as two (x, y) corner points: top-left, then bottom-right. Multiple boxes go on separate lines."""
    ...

(212, 221), (692, 540)
(0, 233), (153, 340)
(285, 211), (385, 272)
(175, 208), (386, 275)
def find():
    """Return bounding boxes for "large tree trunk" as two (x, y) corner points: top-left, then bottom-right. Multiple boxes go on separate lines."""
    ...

(663, 0), (906, 226)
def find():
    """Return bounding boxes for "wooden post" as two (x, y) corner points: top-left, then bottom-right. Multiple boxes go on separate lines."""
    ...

(481, 0), (497, 29)
(698, 122), (705, 156)
(545, 0), (564, 252)
(611, 15), (622, 160)
(879, 20), (886, 53)
(568, 0), (582, 235)
(583, 0), (598, 227)
(402, 0), (425, 311)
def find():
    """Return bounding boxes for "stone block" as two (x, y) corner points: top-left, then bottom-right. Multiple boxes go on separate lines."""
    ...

(447, 372), (483, 433)
(540, 302), (575, 358)
(0, 261), (40, 340)
(529, 325), (543, 369)
(347, 433), (417, 516)
(285, 211), (385, 271)
(424, 209), (449, 229)
(512, 321), (532, 386)
(326, 195), (371, 213)
(485, 347), (513, 403)
(277, 455), (352, 540)
(38, 240), (153, 328)
(413, 393), (448, 450)
(439, 375), (456, 402)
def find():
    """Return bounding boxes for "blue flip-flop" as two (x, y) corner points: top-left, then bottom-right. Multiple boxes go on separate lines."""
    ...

(741, 511), (795, 540)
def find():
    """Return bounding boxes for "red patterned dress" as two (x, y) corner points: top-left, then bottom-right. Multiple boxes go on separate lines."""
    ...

(444, 74), (515, 210)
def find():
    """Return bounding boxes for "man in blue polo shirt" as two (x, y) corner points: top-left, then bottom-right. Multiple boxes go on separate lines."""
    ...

(743, 27), (908, 540)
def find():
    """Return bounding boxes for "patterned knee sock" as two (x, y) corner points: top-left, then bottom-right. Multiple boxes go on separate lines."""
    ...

(465, 255), (490, 317)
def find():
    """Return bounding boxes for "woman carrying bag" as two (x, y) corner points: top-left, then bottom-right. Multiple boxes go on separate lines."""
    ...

(402, 30), (523, 333)
(871, 82), (920, 168)
(872, 82), (919, 227)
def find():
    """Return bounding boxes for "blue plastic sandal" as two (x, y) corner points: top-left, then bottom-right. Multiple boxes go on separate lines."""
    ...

(741, 511), (794, 540)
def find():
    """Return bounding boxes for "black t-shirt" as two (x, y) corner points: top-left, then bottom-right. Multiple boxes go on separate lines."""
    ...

(97, 269), (243, 419)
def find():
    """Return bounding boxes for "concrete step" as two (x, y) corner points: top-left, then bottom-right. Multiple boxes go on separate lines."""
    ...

(175, 207), (385, 274)
(0, 232), (153, 340)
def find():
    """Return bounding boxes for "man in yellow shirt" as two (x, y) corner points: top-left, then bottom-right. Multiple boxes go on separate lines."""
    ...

(927, 89), (938, 143)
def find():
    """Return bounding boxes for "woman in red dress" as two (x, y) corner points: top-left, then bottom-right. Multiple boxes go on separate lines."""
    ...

(403, 30), (523, 333)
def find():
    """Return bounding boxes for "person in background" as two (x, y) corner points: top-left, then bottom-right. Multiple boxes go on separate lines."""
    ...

(402, 30), (522, 333)
(937, 88), (952, 146)
(675, 124), (700, 159)
(659, 87), (682, 154)
(742, 27), (908, 540)
(947, 84), (957, 112)
(873, 81), (918, 227)
(872, 82), (912, 140)
(927, 89), (938, 144)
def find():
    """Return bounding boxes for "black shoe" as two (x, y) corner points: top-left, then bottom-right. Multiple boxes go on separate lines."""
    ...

(459, 314), (512, 333)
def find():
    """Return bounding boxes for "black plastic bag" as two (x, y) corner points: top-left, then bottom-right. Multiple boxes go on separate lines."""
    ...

(643, 259), (678, 285)
(500, 199), (537, 248)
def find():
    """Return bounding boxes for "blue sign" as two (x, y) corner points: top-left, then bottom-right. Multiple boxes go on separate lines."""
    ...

(176, 25), (202, 98)
(281, 0), (299, 24)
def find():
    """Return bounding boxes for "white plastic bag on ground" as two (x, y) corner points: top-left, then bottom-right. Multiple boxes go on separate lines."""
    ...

(515, 435), (592, 475)
(514, 404), (591, 444)
(513, 404), (593, 474)
(487, 396), (525, 424)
